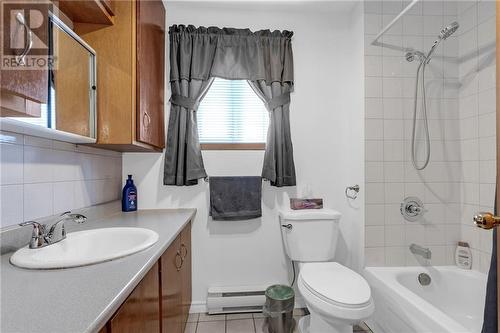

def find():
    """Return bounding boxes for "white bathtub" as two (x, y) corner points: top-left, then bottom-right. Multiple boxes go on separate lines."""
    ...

(364, 266), (487, 333)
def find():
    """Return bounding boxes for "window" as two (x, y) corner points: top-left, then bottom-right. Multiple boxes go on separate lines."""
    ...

(197, 78), (269, 150)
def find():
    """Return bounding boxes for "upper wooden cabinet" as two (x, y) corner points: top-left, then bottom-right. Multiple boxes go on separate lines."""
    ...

(0, 3), (48, 117)
(57, 0), (114, 25)
(76, 0), (165, 152)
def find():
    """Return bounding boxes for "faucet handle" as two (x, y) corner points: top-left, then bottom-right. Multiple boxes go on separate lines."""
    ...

(19, 221), (45, 234)
(19, 221), (47, 248)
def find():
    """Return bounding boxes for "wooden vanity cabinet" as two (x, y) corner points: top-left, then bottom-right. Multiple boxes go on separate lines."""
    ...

(75, 0), (165, 152)
(180, 223), (192, 329)
(101, 222), (192, 333)
(108, 261), (161, 333)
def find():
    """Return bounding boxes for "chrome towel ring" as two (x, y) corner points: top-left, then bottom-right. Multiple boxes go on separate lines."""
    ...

(345, 185), (360, 200)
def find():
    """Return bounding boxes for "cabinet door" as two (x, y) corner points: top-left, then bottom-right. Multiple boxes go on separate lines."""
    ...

(180, 222), (192, 330)
(109, 262), (160, 333)
(161, 235), (183, 333)
(1, 7), (47, 111)
(136, 0), (165, 148)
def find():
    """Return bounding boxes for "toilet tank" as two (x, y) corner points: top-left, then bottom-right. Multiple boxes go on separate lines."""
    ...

(279, 209), (342, 262)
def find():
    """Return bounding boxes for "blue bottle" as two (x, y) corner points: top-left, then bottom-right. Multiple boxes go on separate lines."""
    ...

(122, 175), (138, 212)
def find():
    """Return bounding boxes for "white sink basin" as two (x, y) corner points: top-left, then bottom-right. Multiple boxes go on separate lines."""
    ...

(10, 227), (159, 269)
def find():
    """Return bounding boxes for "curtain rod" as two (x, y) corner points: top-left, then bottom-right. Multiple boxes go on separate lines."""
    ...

(371, 0), (420, 46)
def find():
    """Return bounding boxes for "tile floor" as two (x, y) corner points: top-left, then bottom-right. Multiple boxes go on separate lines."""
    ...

(184, 310), (374, 333)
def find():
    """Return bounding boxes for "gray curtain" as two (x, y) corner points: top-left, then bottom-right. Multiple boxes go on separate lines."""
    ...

(164, 25), (296, 186)
(164, 78), (214, 185)
(248, 81), (296, 187)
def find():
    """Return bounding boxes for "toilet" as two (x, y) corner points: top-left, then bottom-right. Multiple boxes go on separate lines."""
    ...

(279, 209), (374, 333)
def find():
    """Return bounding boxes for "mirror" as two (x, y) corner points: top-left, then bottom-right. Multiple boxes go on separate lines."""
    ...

(7, 13), (96, 140)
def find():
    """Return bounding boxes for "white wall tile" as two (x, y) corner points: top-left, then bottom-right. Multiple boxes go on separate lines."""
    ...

(366, 226), (385, 247)
(366, 140), (384, 161)
(0, 143), (23, 185)
(366, 162), (384, 182)
(23, 146), (54, 184)
(366, 204), (385, 226)
(364, 0), (495, 272)
(0, 185), (23, 227)
(366, 119), (384, 140)
(53, 181), (75, 214)
(365, 247), (385, 266)
(24, 183), (53, 221)
(0, 131), (23, 145)
(366, 98), (384, 118)
(385, 246), (406, 266)
(0, 135), (122, 228)
(24, 135), (52, 149)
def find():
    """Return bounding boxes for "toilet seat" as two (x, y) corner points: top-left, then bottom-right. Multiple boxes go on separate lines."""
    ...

(300, 262), (371, 308)
(297, 262), (374, 324)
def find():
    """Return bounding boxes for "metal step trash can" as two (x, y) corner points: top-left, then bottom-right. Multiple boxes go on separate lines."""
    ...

(263, 284), (295, 333)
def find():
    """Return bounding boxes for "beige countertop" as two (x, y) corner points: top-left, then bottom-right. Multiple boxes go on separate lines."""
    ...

(1, 208), (196, 333)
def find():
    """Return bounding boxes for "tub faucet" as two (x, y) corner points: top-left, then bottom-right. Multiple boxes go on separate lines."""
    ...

(19, 211), (87, 249)
(409, 243), (432, 260)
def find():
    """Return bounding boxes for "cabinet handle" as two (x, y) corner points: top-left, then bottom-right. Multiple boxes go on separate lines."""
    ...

(180, 243), (188, 259)
(143, 112), (151, 128)
(175, 251), (183, 271)
(14, 13), (33, 66)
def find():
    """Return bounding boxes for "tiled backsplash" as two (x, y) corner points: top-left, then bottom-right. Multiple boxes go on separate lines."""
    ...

(363, 0), (496, 273)
(0, 130), (122, 228)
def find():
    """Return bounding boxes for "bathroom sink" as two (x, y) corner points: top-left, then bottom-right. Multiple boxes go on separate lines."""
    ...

(10, 227), (159, 269)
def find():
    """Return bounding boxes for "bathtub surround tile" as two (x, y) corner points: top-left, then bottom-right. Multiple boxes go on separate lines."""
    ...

(363, 1), (493, 272)
(366, 226), (385, 247)
(0, 131), (122, 228)
(365, 247), (385, 266)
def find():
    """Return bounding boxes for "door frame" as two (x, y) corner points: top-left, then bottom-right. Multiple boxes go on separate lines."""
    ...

(496, 0), (500, 327)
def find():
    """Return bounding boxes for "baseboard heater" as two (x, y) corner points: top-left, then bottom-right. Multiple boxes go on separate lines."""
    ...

(207, 285), (267, 314)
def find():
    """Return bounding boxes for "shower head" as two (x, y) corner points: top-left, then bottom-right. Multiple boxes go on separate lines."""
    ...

(439, 21), (460, 39)
(425, 21), (460, 63)
(439, 21), (459, 40)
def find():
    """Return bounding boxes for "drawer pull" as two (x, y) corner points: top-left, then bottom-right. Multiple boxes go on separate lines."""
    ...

(175, 251), (183, 271)
(180, 243), (188, 259)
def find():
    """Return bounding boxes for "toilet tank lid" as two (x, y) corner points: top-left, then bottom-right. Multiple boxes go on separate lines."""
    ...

(279, 208), (342, 220)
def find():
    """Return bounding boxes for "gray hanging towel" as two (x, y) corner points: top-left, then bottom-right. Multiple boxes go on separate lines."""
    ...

(209, 176), (262, 220)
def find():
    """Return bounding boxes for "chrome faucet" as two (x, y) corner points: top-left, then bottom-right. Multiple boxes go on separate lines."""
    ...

(409, 243), (432, 260)
(19, 211), (87, 249)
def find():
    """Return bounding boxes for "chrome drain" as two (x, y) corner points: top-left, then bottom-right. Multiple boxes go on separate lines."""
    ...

(418, 273), (431, 286)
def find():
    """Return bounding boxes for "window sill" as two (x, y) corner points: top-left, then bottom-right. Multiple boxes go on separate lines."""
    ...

(201, 143), (265, 150)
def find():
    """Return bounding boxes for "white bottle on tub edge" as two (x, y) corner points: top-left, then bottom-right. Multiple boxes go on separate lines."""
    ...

(455, 241), (472, 270)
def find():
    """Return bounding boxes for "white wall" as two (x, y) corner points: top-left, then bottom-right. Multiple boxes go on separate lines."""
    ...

(123, 1), (365, 311)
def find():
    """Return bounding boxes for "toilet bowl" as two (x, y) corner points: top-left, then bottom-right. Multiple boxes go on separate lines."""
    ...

(297, 262), (374, 333)
(278, 209), (374, 333)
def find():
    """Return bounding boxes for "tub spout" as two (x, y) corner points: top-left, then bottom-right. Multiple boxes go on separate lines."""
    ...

(409, 243), (431, 260)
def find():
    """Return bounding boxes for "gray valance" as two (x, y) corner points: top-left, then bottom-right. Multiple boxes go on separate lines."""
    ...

(164, 25), (296, 187)
(169, 25), (294, 85)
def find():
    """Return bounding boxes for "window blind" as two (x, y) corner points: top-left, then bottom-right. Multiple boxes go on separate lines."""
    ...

(197, 78), (269, 144)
